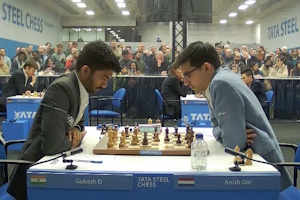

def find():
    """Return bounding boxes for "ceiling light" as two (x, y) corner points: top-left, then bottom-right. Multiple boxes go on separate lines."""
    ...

(110, 30), (114, 33)
(107, 28), (111, 30)
(245, 20), (254, 24)
(76, 2), (86, 8)
(117, 3), (126, 8)
(238, 5), (248, 10)
(228, 12), (238, 17)
(86, 10), (94, 15)
(122, 11), (130, 15)
(245, 0), (256, 5)
(96, 28), (102, 32)
(115, 0), (124, 2)
(219, 19), (227, 24)
(72, 0), (81, 3)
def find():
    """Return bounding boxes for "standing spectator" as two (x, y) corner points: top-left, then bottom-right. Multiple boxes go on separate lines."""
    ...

(0, 48), (11, 69)
(11, 51), (26, 74)
(0, 56), (10, 75)
(52, 43), (66, 74)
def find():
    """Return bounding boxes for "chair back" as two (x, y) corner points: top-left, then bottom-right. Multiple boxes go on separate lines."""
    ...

(154, 89), (163, 111)
(112, 88), (126, 108)
(295, 143), (300, 170)
(266, 91), (274, 102)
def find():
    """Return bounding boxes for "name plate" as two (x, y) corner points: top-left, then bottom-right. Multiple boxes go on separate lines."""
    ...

(27, 172), (133, 190)
(138, 124), (161, 133)
(173, 173), (280, 190)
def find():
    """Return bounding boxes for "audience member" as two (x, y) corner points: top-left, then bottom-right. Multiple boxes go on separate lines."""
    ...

(161, 62), (188, 119)
(241, 68), (266, 108)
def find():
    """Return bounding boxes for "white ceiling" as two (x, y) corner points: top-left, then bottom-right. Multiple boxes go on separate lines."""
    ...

(32, 0), (296, 25)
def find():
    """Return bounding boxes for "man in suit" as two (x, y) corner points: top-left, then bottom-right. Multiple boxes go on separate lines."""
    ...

(7, 41), (121, 200)
(0, 59), (37, 112)
(175, 41), (292, 191)
(241, 69), (266, 108)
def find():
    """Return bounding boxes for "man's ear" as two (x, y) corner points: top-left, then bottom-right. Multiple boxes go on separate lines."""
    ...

(81, 65), (90, 77)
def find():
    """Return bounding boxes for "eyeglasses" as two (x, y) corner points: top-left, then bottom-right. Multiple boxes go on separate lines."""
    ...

(183, 62), (205, 80)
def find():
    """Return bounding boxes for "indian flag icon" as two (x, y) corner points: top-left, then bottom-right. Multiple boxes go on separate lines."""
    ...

(178, 178), (195, 186)
(30, 175), (47, 185)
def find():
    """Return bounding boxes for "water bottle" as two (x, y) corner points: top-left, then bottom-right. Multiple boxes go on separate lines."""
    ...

(15, 111), (20, 120)
(191, 133), (208, 170)
(182, 115), (188, 125)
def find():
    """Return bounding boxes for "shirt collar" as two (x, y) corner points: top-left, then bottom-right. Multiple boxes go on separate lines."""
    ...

(75, 72), (89, 102)
(23, 68), (28, 80)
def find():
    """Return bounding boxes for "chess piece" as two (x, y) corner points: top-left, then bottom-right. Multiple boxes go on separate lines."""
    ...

(119, 135), (125, 148)
(185, 124), (190, 140)
(233, 145), (244, 164)
(229, 160), (241, 172)
(164, 128), (170, 142)
(125, 125), (130, 137)
(27, 93), (31, 98)
(121, 130), (125, 137)
(142, 132), (148, 145)
(148, 118), (152, 124)
(101, 125), (106, 135)
(113, 131), (118, 143)
(156, 119), (161, 124)
(176, 134), (181, 144)
(107, 131), (114, 148)
(245, 148), (253, 165)
(23, 93), (25, 97)
(154, 132), (160, 142)
(131, 134), (138, 145)
(174, 126), (178, 136)
(33, 91), (38, 97)
(114, 125), (118, 132)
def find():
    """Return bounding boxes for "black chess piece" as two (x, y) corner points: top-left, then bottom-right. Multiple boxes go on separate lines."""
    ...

(142, 132), (148, 145)
(164, 132), (170, 142)
(229, 161), (241, 172)
(176, 134), (181, 144)
(125, 126), (130, 137)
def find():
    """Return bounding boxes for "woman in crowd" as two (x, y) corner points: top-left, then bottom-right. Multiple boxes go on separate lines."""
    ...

(269, 55), (288, 78)
(249, 62), (263, 78)
(44, 58), (57, 74)
(128, 61), (140, 75)
(0, 56), (10, 75)
(161, 62), (189, 119)
(290, 60), (300, 77)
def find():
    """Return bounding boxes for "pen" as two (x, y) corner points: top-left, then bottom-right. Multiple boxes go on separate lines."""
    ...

(72, 159), (103, 164)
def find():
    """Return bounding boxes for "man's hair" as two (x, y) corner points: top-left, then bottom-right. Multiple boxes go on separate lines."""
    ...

(175, 41), (220, 70)
(0, 48), (5, 52)
(18, 51), (26, 57)
(169, 62), (180, 75)
(241, 68), (253, 78)
(76, 41), (121, 73)
(23, 59), (38, 70)
(56, 43), (63, 48)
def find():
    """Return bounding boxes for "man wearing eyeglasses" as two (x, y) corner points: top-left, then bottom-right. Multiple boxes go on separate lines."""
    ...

(175, 41), (292, 191)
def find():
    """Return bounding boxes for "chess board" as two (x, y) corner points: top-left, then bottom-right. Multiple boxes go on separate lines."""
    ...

(93, 131), (191, 156)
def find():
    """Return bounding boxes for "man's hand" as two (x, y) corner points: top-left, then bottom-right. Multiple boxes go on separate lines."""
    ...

(68, 127), (86, 149)
(31, 75), (37, 85)
(25, 90), (31, 95)
(161, 71), (167, 76)
(246, 128), (257, 146)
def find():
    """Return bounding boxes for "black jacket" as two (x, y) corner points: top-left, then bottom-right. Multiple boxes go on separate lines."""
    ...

(0, 69), (34, 110)
(250, 79), (266, 108)
(161, 75), (188, 118)
(7, 71), (84, 200)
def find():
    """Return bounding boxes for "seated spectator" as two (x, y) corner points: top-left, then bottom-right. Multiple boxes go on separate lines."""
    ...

(128, 61), (140, 75)
(148, 51), (168, 75)
(233, 53), (247, 72)
(66, 49), (79, 70)
(119, 50), (131, 69)
(241, 69), (266, 108)
(44, 58), (56, 74)
(0, 60), (38, 112)
(134, 52), (146, 74)
(223, 49), (234, 66)
(230, 64), (241, 77)
(259, 56), (273, 77)
(0, 56), (9, 75)
(290, 60), (300, 77)
(269, 55), (288, 78)
(249, 62), (263, 78)
(161, 63), (188, 119)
